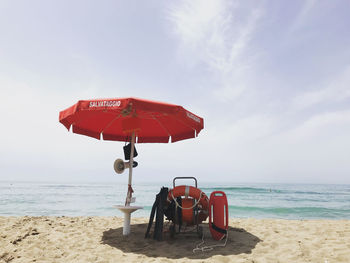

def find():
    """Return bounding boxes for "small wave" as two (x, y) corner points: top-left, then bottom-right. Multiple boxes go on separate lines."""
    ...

(228, 205), (350, 219)
(201, 186), (272, 193)
(282, 190), (350, 196)
(39, 184), (114, 189)
(200, 187), (350, 196)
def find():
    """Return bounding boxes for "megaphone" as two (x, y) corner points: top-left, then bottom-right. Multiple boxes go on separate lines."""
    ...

(114, 159), (138, 174)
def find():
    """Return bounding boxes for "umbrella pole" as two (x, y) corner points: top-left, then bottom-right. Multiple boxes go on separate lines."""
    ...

(125, 131), (135, 206)
(116, 131), (141, 236)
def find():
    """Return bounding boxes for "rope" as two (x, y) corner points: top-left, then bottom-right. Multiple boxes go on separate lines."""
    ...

(193, 227), (228, 253)
(170, 189), (204, 210)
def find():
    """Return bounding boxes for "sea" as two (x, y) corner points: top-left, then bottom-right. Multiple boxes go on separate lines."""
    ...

(1, 181), (350, 220)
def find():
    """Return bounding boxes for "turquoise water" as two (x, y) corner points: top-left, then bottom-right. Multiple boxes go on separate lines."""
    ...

(1, 181), (350, 219)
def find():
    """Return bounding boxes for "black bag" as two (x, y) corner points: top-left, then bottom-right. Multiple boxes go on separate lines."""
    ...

(123, 143), (138, 160)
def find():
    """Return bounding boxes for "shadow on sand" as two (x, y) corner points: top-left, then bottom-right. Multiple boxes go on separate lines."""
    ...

(101, 222), (261, 259)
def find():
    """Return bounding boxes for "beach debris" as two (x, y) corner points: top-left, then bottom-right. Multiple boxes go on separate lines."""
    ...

(10, 228), (39, 245)
(0, 252), (14, 263)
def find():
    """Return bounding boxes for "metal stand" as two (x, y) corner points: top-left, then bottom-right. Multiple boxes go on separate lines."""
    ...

(114, 205), (143, 235)
(170, 177), (203, 238)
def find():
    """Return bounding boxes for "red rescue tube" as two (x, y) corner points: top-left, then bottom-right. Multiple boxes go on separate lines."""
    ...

(209, 191), (228, 240)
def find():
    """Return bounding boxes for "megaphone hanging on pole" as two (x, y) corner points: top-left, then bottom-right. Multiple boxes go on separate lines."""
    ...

(114, 159), (138, 174)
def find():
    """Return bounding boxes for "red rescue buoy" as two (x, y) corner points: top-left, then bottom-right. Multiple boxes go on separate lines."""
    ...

(209, 191), (228, 240)
(167, 185), (209, 225)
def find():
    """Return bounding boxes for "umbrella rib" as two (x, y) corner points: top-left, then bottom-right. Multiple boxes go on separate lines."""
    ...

(169, 113), (197, 136)
(73, 110), (123, 139)
(101, 112), (123, 136)
(151, 113), (171, 137)
(151, 112), (197, 140)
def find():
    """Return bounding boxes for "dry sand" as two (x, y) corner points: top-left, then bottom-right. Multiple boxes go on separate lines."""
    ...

(1, 216), (349, 263)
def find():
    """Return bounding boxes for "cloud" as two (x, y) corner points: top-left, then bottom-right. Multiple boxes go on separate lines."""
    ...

(168, 0), (231, 51)
(291, 65), (350, 110)
(280, 110), (350, 142)
(288, 0), (318, 34)
(0, 75), (120, 180)
(167, 0), (263, 101)
(218, 114), (275, 145)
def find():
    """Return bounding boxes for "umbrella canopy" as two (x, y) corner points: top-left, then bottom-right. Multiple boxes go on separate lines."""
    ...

(59, 97), (203, 143)
(59, 97), (204, 235)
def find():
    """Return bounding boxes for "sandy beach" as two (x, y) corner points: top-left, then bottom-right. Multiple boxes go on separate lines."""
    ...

(0, 217), (349, 263)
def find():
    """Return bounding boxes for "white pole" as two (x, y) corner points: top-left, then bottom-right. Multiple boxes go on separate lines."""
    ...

(125, 131), (135, 206)
(116, 131), (143, 236)
(123, 212), (131, 235)
(128, 131), (135, 186)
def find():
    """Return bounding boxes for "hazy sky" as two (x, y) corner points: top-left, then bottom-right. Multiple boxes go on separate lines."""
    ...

(1, 0), (349, 184)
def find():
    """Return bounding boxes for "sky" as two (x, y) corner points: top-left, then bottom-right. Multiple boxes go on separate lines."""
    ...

(0, 0), (349, 184)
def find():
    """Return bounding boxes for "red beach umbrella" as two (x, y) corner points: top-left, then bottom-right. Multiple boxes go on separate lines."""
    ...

(59, 97), (203, 143)
(59, 97), (204, 234)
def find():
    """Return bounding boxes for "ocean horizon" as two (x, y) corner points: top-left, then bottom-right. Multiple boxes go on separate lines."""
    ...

(1, 181), (350, 220)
